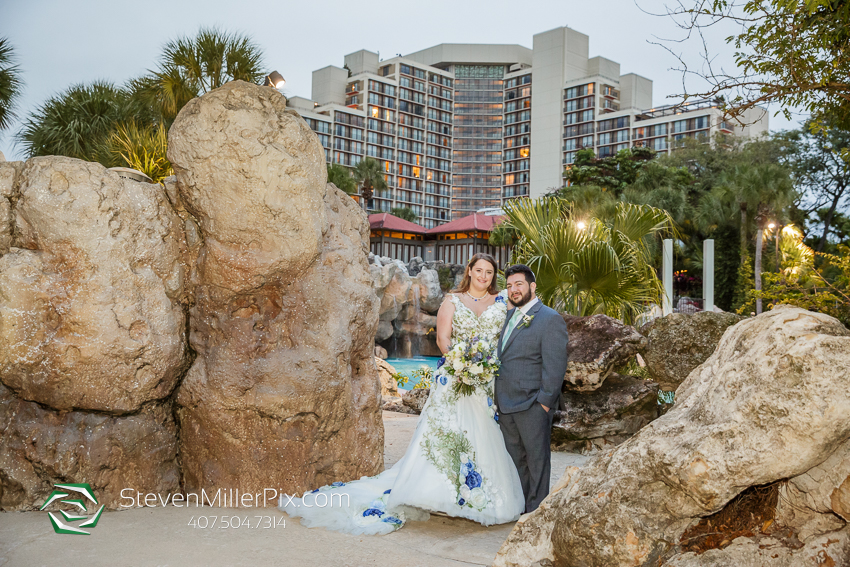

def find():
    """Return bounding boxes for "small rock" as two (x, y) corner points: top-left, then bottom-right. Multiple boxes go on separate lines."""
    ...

(640, 311), (744, 391)
(375, 345), (388, 359)
(402, 388), (430, 413)
(552, 373), (659, 454)
(562, 314), (648, 391)
(375, 357), (399, 397)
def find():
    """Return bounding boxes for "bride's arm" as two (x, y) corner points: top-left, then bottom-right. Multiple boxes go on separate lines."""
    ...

(436, 296), (455, 354)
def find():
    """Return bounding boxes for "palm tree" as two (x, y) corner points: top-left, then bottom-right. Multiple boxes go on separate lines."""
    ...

(744, 164), (796, 313)
(16, 81), (137, 164)
(352, 158), (388, 208)
(503, 197), (675, 323)
(717, 163), (795, 313)
(327, 163), (357, 194)
(133, 27), (265, 123)
(0, 37), (23, 132)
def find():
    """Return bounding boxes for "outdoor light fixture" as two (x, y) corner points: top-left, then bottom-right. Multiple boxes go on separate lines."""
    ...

(264, 71), (286, 89)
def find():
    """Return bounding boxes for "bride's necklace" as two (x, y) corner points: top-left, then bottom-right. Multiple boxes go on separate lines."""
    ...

(465, 289), (488, 302)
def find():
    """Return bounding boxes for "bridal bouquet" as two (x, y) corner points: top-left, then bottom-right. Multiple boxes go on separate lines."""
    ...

(443, 336), (500, 397)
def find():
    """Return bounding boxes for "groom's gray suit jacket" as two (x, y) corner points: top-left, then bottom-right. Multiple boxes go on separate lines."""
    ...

(495, 301), (569, 414)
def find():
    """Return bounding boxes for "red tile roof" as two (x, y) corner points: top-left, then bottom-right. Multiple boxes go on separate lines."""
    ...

(368, 213), (429, 234)
(427, 213), (505, 234)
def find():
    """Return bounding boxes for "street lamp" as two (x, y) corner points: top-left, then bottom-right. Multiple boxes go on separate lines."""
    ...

(264, 71), (285, 89)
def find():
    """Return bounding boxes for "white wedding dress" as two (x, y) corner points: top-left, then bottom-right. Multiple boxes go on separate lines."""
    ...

(280, 291), (525, 535)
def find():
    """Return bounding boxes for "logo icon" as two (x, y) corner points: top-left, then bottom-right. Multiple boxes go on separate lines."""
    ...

(39, 483), (104, 535)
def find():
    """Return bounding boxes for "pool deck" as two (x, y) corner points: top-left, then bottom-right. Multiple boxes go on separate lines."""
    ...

(0, 411), (590, 567)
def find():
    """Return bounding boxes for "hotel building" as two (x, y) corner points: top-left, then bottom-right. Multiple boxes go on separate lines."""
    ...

(288, 27), (768, 228)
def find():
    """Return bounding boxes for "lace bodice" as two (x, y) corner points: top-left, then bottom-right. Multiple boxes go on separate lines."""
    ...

(448, 291), (508, 344)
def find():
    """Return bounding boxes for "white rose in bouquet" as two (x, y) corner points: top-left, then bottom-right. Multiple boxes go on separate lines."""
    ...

(469, 363), (483, 375)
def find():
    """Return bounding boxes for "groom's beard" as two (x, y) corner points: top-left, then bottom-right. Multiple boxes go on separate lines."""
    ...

(510, 289), (533, 307)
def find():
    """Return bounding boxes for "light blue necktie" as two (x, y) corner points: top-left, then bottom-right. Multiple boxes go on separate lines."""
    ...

(501, 309), (523, 349)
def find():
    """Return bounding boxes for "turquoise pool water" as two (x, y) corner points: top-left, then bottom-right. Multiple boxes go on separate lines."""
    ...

(385, 356), (441, 391)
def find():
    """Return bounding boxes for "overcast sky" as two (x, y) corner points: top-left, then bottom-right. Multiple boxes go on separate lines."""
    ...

(1, 0), (805, 160)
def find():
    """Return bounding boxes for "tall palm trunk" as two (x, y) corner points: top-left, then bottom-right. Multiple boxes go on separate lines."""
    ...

(755, 224), (764, 314)
(740, 202), (748, 264)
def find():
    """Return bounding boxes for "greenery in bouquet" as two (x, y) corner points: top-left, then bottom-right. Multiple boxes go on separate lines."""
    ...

(443, 337), (500, 397)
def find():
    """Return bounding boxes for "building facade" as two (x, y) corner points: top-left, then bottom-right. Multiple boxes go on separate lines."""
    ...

(289, 26), (768, 229)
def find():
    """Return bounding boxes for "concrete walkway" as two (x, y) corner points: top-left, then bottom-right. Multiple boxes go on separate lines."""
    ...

(0, 411), (590, 567)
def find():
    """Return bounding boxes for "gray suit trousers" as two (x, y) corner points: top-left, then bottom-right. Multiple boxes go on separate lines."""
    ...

(499, 402), (554, 513)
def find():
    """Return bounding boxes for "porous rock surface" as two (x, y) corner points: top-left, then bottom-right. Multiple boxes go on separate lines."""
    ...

(370, 254), (443, 356)
(562, 314), (647, 391)
(0, 384), (180, 510)
(0, 157), (189, 412)
(170, 81), (383, 497)
(496, 306), (850, 567)
(0, 157), (189, 510)
(640, 311), (744, 392)
(553, 373), (658, 454)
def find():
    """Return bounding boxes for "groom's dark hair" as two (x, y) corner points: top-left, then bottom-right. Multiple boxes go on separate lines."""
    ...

(505, 264), (535, 284)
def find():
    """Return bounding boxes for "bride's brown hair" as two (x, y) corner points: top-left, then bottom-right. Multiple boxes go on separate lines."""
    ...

(452, 253), (499, 295)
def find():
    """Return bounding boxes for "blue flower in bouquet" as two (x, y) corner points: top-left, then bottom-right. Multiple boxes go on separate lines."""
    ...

(363, 508), (384, 517)
(472, 352), (483, 363)
(460, 459), (474, 476)
(465, 470), (483, 489)
(437, 357), (446, 368)
(458, 498), (466, 506)
(439, 375), (447, 386)
(472, 335), (479, 344)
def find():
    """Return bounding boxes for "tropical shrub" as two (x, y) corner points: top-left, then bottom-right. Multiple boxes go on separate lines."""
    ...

(502, 197), (675, 324)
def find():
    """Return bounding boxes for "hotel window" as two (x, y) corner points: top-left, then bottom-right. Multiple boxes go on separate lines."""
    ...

(519, 148), (529, 158)
(653, 137), (668, 150)
(673, 120), (688, 133)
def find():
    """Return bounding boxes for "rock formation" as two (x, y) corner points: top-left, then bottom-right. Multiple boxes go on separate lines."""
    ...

(376, 358), (400, 398)
(640, 311), (744, 392)
(562, 314), (648, 391)
(496, 306), (850, 567)
(553, 373), (658, 454)
(0, 81), (385, 510)
(0, 157), (189, 509)
(369, 254), (444, 356)
(169, 81), (382, 498)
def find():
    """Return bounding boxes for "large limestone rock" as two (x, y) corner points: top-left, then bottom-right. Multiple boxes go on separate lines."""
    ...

(0, 156), (189, 509)
(170, 81), (382, 498)
(0, 157), (189, 413)
(552, 373), (658, 454)
(641, 311), (744, 392)
(0, 384), (179, 511)
(562, 314), (648, 391)
(0, 161), (22, 256)
(495, 306), (850, 567)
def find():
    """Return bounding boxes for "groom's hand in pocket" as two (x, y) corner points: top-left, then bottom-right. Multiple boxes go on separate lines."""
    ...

(540, 404), (549, 413)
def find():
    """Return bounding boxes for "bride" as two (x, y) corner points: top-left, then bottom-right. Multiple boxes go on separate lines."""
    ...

(280, 253), (525, 534)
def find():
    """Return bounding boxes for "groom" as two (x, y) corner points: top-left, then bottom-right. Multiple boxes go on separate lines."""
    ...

(496, 264), (569, 513)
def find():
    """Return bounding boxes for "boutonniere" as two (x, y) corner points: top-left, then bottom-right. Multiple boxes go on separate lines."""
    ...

(519, 314), (534, 328)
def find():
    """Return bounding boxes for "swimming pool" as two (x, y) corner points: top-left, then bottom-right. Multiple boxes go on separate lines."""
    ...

(384, 357), (441, 391)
